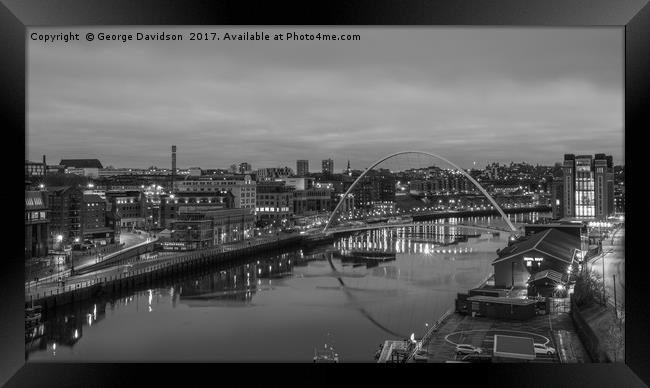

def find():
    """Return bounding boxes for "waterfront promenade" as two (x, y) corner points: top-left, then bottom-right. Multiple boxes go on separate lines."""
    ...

(25, 232), (305, 307)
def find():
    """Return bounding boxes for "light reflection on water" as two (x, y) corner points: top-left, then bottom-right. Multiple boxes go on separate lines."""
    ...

(26, 213), (543, 362)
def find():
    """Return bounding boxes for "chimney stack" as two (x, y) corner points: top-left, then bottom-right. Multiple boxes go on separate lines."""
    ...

(171, 145), (177, 191)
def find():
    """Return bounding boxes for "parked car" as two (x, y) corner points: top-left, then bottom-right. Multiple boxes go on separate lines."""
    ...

(455, 344), (483, 355)
(461, 354), (492, 363)
(534, 343), (556, 355)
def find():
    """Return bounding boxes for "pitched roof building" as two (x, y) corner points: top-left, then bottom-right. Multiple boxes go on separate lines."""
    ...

(492, 228), (579, 289)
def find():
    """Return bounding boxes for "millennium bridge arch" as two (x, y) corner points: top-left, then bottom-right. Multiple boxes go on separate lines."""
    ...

(323, 151), (518, 233)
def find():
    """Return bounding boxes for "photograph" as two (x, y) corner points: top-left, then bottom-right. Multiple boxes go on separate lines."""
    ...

(22, 26), (626, 365)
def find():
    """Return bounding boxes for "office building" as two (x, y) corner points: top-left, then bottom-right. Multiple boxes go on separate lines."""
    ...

(322, 159), (334, 176)
(297, 160), (309, 176)
(352, 168), (396, 208)
(82, 194), (119, 245)
(256, 182), (294, 225)
(105, 190), (147, 229)
(47, 186), (83, 248)
(174, 175), (256, 210)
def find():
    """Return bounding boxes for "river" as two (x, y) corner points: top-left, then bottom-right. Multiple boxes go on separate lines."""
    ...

(26, 212), (546, 362)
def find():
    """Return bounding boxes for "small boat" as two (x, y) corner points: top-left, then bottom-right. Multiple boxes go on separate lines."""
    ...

(387, 216), (413, 224)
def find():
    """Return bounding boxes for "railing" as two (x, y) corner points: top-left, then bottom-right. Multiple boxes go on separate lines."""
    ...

(326, 221), (512, 235)
(403, 271), (494, 362)
(26, 233), (302, 302)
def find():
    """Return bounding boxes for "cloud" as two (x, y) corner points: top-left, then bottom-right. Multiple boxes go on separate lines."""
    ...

(27, 27), (623, 170)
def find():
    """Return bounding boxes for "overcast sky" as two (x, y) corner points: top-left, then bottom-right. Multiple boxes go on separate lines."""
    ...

(27, 27), (624, 171)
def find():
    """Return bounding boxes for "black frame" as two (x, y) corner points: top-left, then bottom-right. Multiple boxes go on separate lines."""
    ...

(2, 0), (647, 386)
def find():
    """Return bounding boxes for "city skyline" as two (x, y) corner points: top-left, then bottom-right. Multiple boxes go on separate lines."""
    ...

(28, 27), (624, 170)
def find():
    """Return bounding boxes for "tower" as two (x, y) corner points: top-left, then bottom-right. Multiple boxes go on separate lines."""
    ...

(297, 160), (309, 176)
(322, 158), (334, 176)
(561, 153), (614, 220)
(171, 145), (177, 191)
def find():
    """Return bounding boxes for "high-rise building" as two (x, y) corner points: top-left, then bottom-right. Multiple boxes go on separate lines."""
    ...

(561, 154), (614, 220)
(297, 160), (309, 176)
(238, 162), (252, 174)
(322, 159), (334, 176)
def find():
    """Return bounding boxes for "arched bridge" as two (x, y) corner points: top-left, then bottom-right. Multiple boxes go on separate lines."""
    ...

(323, 151), (518, 234)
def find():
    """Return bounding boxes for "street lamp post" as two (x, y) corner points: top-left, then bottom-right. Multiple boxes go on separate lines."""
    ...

(613, 274), (618, 318)
(602, 251), (606, 305)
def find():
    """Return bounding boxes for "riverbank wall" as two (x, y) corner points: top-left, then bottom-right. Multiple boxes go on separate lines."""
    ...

(412, 206), (550, 223)
(28, 235), (310, 311)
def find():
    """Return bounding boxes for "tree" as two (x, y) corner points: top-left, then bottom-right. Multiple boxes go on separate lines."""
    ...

(573, 269), (604, 308)
(604, 312), (625, 362)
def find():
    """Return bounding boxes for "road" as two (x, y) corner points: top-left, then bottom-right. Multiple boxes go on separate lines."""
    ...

(26, 232), (301, 301)
(588, 226), (625, 316)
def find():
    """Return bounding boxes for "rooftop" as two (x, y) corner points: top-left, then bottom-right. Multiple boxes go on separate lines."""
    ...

(466, 296), (537, 306)
(528, 269), (567, 284)
(83, 194), (105, 203)
(493, 228), (579, 265)
(60, 159), (104, 169)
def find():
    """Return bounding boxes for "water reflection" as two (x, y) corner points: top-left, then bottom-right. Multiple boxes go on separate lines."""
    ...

(26, 213), (543, 361)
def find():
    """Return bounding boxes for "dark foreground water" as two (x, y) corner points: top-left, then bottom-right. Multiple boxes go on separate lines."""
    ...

(26, 213), (544, 362)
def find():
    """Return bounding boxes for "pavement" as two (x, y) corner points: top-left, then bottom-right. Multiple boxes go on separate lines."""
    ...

(587, 226), (624, 317)
(421, 312), (589, 363)
(25, 232), (302, 301)
(25, 230), (151, 283)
